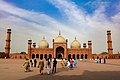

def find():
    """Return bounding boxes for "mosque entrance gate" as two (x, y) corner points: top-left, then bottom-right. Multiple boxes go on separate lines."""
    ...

(56, 46), (64, 59)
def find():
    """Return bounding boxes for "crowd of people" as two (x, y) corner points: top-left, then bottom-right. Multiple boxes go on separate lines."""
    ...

(23, 58), (57, 75)
(23, 58), (78, 75)
(95, 58), (106, 64)
(61, 58), (77, 69)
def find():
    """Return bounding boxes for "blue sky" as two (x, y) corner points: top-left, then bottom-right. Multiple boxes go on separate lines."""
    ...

(5, 0), (62, 20)
(5, 0), (120, 19)
(0, 0), (120, 54)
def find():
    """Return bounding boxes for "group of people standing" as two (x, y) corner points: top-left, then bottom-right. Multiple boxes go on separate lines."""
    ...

(23, 58), (77, 75)
(61, 58), (77, 69)
(38, 58), (57, 75)
(23, 58), (57, 75)
(96, 58), (106, 64)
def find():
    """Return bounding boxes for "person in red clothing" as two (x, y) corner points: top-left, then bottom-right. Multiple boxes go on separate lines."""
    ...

(70, 58), (74, 69)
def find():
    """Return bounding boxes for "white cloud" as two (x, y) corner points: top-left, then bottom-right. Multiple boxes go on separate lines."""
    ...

(0, 0), (120, 54)
(0, 0), (82, 53)
(48, 0), (120, 53)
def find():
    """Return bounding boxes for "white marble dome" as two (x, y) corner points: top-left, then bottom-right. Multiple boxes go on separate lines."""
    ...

(39, 37), (49, 48)
(71, 37), (81, 48)
(54, 32), (66, 43)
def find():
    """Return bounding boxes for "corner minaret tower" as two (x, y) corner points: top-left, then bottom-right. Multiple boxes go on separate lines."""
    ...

(107, 30), (113, 54)
(5, 29), (11, 58)
(28, 40), (32, 59)
(88, 41), (92, 58)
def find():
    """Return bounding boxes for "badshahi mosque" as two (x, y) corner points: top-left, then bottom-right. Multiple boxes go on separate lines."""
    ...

(27, 32), (92, 59)
(0, 29), (120, 59)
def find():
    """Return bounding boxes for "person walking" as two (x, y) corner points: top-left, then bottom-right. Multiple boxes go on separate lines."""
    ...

(67, 59), (70, 68)
(103, 58), (106, 64)
(70, 58), (74, 69)
(64, 58), (68, 67)
(23, 58), (30, 72)
(46, 58), (51, 75)
(99, 58), (101, 63)
(73, 59), (77, 68)
(30, 59), (33, 68)
(38, 58), (44, 75)
(52, 58), (57, 73)
(34, 58), (37, 67)
(61, 58), (64, 68)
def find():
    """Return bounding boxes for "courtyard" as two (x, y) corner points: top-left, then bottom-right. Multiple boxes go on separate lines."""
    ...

(0, 59), (120, 80)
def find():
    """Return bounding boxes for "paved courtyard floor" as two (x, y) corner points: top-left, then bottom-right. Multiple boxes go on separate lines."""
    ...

(0, 59), (120, 80)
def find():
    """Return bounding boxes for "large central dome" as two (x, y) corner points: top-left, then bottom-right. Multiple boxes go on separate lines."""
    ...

(54, 32), (66, 43)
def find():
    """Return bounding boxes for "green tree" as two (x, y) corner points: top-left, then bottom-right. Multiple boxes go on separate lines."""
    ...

(20, 52), (26, 54)
(101, 52), (108, 54)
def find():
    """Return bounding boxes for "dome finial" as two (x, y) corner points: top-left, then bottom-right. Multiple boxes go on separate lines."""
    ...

(59, 31), (61, 35)
(43, 36), (45, 40)
(75, 36), (76, 40)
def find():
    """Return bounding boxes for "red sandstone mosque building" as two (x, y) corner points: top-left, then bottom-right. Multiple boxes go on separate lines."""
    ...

(0, 29), (120, 59)
(27, 33), (92, 60)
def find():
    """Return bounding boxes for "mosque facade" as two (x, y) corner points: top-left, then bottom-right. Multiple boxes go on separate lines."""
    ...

(28, 32), (92, 59)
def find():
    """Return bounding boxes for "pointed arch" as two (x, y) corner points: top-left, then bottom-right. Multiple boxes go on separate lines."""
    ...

(32, 54), (35, 59)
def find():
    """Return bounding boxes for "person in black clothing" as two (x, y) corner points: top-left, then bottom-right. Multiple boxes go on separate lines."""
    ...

(103, 58), (106, 64)
(99, 58), (101, 63)
(52, 58), (57, 73)
(30, 59), (33, 67)
(34, 58), (37, 67)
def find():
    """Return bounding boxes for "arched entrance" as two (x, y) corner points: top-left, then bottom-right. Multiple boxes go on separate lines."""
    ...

(77, 54), (79, 59)
(49, 54), (52, 59)
(68, 54), (71, 59)
(56, 46), (64, 59)
(44, 54), (47, 59)
(32, 54), (35, 59)
(81, 54), (84, 59)
(40, 54), (43, 59)
(73, 54), (75, 59)
(85, 54), (88, 59)
(36, 54), (39, 58)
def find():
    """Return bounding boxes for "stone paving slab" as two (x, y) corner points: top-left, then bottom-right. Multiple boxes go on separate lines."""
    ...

(0, 59), (120, 80)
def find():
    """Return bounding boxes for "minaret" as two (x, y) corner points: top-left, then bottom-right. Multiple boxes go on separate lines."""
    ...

(83, 43), (86, 48)
(88, 41), (92, 58)
(5, 29), (11, 58)
(88, 41), (92, 49)
(107, 30), (113, 54)
(28, 40), (32, 59)
(32, 43), (36, 48)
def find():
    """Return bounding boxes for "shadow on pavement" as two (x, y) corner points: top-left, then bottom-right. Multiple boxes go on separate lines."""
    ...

(20, 69), (120, 80)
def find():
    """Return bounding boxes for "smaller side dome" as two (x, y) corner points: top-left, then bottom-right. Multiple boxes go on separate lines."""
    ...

(71, 37), (81, 48)
(39, 36), (49, 48)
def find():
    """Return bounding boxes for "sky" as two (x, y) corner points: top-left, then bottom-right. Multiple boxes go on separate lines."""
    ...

(0, 0), (120, 54)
